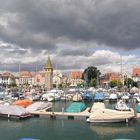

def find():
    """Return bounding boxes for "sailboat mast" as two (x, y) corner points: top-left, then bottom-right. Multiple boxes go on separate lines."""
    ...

(120, 55), (123, 80)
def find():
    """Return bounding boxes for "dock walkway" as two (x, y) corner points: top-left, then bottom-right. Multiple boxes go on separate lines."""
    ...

(30, 107), (90, 120)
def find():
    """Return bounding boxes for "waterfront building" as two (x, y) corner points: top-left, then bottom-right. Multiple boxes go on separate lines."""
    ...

(19, 71), (32, 86)
(32, 72), (45, 87)
(68, 71), (84, 87)
(44, 56), (53, 90)
(62, 75), (69, 87)
(53, 70), (63, 87)
(132, 68), (140, 87)
(100, 72), (121, 87)
(0, 72), (16, 86)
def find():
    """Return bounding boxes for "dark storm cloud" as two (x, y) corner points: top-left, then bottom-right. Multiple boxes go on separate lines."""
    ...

(0, 0), (140, 51)
(58, 47), (91, 57)
(0, 0), (140, 71)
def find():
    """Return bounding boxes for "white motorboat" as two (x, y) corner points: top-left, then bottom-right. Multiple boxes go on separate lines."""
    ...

(121, 95), (129, 100)
(109, 93), (118, 102)
(115, 100), (130, 111)
(41, 91), (61, 102)
(87, 102), (134, 123)
(0, 105), (31, 119)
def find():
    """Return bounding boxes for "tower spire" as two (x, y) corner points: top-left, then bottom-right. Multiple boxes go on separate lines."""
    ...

(44, 55), (53, 90)
(45, 55), (52, 69)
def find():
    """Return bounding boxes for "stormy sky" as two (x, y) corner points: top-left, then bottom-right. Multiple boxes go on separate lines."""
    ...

(0, 0), (140, 74)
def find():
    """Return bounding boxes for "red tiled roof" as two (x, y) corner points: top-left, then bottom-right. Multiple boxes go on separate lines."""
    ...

(70, 71), (83, 79)
(2, 72), (15, 78)
(20, 71), (32, 78)
(101, 72), (120, 81)
(132, 68), (140, 76)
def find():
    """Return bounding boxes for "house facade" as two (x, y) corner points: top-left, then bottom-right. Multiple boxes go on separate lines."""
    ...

(68, 71), (84, 87)
(132, 68), (140, 87)
(100, 72), (121, 87)
(0, 72), (16, 86)
(19, 71), (33, 86)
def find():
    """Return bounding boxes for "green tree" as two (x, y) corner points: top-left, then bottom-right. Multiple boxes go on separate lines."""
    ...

(83, 66), (101, 87)
(124, 78), (134, 88)
(133, 82), (138, 87)
(90, 78), (97, 87)
(109, 80), (123, 88)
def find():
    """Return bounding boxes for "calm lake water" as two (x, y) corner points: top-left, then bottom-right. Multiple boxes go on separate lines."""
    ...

(0, 101), (140, 140)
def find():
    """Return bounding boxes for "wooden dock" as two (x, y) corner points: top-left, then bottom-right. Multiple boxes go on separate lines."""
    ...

(30, 108), (90, 120)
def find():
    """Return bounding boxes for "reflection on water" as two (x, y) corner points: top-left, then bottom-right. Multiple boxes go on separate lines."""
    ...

(90, 124), (135, 139)
(0, 119), (24, 128)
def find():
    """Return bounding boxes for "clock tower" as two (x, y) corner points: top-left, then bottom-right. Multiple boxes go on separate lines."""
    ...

(44, 55), (53, 90)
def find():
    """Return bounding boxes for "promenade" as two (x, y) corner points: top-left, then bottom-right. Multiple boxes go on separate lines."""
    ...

(30, 107), (90, 119)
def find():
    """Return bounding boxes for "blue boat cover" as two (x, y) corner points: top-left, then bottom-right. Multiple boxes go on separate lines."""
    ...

(136, 105), (140, 113)
(20, 138), (40, 140)
(82, 92), (93, 100)
(94, 92), (105, 100)
(65, 102), (86, 113)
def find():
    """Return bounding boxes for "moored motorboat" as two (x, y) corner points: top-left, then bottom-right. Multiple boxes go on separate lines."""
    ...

(81, 91), (93, 101)
(94, 91), (105, 102)
(87, 102), (134, 123)
(115, 100), (130, 111)
(109, 93), (118, 102)
(0, 105), (31, 119)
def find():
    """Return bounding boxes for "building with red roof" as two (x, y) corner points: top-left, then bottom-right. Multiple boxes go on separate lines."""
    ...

(68, 71), (84, 86)
(32, 72), (45, 86)
(0, 72), (16, 86)
(19, 71), (33, 85)
(100, 72), (121, 86)
(132, 68), (140, 83)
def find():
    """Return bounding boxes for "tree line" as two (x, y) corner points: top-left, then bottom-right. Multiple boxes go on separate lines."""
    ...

(82, 66), (137, 88)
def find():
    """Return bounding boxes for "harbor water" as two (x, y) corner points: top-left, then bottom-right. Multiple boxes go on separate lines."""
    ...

(0, 101), (140, 140)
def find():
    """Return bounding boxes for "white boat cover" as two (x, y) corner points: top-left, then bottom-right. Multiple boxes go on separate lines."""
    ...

(90, 102), (105, 113)
(72, 93), (82, 101)
(130, 87), (139, 93)
(0, 105), (29, 116)
(26, 102), (52, 112)
(89, 108), (134, 122)
(109, 93), (117, 99)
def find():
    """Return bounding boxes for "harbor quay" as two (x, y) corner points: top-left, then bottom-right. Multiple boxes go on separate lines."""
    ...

(30, 107), (90, 120)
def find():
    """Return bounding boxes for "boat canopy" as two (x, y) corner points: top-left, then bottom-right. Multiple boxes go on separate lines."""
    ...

(90, 102), (105, 113)
(26, 102), (52, 112)
(136, 104), (140, 113)
(65, 102), (86, 113)
(0, 105), (29, 116)
(94, 91), (105, 101)
(13, 99), (32, 108)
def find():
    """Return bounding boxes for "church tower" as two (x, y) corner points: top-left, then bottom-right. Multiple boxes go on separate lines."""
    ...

(44, 55), (53, 90)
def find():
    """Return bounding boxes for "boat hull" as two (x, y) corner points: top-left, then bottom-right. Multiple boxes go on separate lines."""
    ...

(86, 118), (130, 123)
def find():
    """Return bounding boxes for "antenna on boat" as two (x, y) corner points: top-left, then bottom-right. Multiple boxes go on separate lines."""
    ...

(120, 55), (123, 80)
(4, 64), (6, 72)
(35, 66), (38, 86)
(18, 63), (21, 91)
